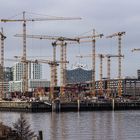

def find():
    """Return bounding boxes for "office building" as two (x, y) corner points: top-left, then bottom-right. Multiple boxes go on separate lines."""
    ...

(13, 62), (42, 81)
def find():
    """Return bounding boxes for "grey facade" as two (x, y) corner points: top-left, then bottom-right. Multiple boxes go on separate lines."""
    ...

(4, 67), (13, 82)
(81, 78), (140, 96)
(66, 68), (92, 84)
(137, 70), (140, 79)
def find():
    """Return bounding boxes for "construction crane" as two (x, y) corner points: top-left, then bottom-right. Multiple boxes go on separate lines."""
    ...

(13, 55), (69, 100)
(32, 59), (69, 101)
(80, 29), (103, 97)
(1, 11), (81, 95)
(76, 53), (105, 96)
(106, 31), (125, 97)
(5, 57), (39, 93)
(0, 28), (6, 98)
(57, 29), (104, 97)
(66, 30), (104, 97)
(105, 54), (124, 97)
(15, 30), (103, 98)
(14, 34), (79, 100)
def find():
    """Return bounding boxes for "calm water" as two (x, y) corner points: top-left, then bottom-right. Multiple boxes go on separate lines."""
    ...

(0, 111), (140, 140)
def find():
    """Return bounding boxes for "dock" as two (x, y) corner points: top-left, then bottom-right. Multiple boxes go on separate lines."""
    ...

(0, 101), (51, 112)
(52, 99), (140, 112)
(0, 100), (140, 112)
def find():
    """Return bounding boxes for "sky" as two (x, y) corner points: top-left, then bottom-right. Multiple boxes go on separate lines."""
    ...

(0, 0), (140, 81)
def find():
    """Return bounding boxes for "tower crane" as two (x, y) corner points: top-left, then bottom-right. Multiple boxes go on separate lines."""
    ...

(31, 59), (69, 100)
(55, 30), (104, 97)
(15, 30), (103, 98)
(38, 59), (69, 100)
(0, 28), (6, 97)
(106, 31), (125, 97)
(76, 53), (105, 96)
(14, 34), (79, 100)
(80, 30), (104, 96)
(5, 57), (39, 93)
(105, 54), (124, 97)
(5, 57), (68, 100)
(1, 11), (81, 95)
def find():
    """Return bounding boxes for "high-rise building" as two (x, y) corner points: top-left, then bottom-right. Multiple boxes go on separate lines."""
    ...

(137, 70), (140, 79)
(28, 63), (42, 79)
(0, 66), (13, 94)
(4, 67), (13, 82)
(13, 62), (42, 81)
(13, 62), (24, 81)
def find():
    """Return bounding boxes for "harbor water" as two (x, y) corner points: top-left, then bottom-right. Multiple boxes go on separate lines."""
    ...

(0, 111), (140, 140)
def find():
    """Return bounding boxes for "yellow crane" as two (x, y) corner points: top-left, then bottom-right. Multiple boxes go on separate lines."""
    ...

(106, 31), (125, 97)
(76, 53), (105, 96)
(105, 54), (124, 97)
(33, 59), (69, 101)
(15, 30), (103, 99)
(56, 29), (104, 97)
(14, 34), (79, 100)
(5, 57), (68, 100)
(0, 28), (6, 97)
(45, 33), (104, 98)
(1, 11), (81, 95)
(80, 30), (103, 97)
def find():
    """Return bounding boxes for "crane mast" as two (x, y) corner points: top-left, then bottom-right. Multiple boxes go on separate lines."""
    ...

(15, 30), (103, 99)
(75, 30), (103, 96)
(106, 32), (125, 97)
(76, 53), (105, 96)
(105, 54), (124, 97)
(0, 28), (6, 97)
(14, 34), (78, 101)
(52, 42), (57, 87)
(92, 29), (96, 96)
(98, 54), (104, 96)
(22, 12), (28, 93)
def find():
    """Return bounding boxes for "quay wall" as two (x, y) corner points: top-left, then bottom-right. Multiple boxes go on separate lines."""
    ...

(0, 100), (140, 112)
(0, 101), (51, 112)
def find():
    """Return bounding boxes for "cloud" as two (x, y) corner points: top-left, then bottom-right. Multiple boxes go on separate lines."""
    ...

(0, 0), (140, 79)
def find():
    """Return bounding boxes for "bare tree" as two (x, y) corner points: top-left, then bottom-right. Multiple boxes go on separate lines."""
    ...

(13, 113), (36, 140)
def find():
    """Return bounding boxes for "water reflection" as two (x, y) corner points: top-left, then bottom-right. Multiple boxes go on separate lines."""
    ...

(0, 111), (140, 140)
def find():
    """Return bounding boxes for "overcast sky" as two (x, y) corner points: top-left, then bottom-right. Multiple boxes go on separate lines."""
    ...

(0, 0), (140, 80)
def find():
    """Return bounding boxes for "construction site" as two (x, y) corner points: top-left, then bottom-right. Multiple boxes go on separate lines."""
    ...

(0, 12), (140, 111)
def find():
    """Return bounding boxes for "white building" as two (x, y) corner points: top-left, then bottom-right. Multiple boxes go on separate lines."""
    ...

(13, 62), (42, 81)
(28, 63), (42, 79)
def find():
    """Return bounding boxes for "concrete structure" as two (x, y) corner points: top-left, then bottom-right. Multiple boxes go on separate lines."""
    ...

(137, 70), (140, 79)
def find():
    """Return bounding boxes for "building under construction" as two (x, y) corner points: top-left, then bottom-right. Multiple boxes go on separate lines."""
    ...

(66, 77), (140, 98)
